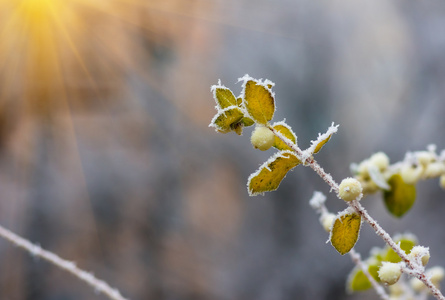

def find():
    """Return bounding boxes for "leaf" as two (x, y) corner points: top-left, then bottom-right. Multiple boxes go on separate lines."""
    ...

(247, 151), (300, 196)
(241, 117), (255, 127)
(330, 209), (362, 255)
(347, 263), (381, 293)
(384, 235), (417, 263)
(307, 123), (339, 155)
(383, 174), (416, 218)
(368, 264), (381, 282)
(272, 122), (297, 151)
(347, 268), (372, 292)
(212, 86), (237, 109)
(209, 106), (244, 133)
(243, 80), (275, 125)
(314, 134), (332, 154)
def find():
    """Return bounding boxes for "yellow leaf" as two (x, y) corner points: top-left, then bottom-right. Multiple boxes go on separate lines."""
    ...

(242, 79), (275, 125)
(212, 86), (237, 109)
(314, 134), (332, 154)
(307, 123), (339, 155)
(247, 151), (300, 196)
(209, 106), (244, 133)
(330, 209), (362, 255)
(272, 122), (297, 151)
(383, 174), (416, 218)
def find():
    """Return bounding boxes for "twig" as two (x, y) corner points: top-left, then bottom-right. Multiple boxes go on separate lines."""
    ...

(269, 124), (445, 300)
(0, 224), (129, 300)
(308, 191), (389, 300)
(349, 249), (389, 300)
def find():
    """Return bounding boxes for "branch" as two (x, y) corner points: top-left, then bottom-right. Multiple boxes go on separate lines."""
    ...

(270, 124), (445, 300)
(349, 249), (389, 300)
(308, 192), (389, 300)
(0, 224), (129, 300)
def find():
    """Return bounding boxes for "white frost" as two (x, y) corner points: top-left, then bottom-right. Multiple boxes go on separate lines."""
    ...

(309, 191), (327, 210)
(238, 74), (276, 104)
(303, 122), (339, 159)
(271, 120), (298, 147)
(246, 150), (297, 196)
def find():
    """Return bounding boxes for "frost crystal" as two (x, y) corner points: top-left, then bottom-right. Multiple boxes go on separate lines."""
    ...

(303, 122), (339, 159)
(238, 74), (276, 100)
(271, 120), (298, 147)
(309, 191), (327, 210)
(409, 246), (430, 267)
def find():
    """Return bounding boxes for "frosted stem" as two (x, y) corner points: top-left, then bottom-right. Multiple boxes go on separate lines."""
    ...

(349, 249), (389, 300)
(308, 191), (389, 299)
(269, 125), (445, 300)
(349, 201), (445, 300)
(267, 125), (305, 158)
(0, 225), (129, 300)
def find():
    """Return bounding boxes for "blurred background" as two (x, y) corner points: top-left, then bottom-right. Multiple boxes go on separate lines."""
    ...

(0, 0), (444, 299)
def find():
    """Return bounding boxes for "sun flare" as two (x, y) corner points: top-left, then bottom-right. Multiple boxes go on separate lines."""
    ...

(0, 0), (154, 118)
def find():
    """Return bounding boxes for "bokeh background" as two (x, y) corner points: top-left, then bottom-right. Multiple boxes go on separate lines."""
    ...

(0, 0), (444, 299)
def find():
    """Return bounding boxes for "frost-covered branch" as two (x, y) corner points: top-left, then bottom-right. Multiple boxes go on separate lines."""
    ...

(272, 125), (445, 300)
(309, 192), (389, 300)
(0, 225), (129, 300)
(349, 201), (444, 300)
(209, 76), (445, 300)
(349, 249), (389, 300)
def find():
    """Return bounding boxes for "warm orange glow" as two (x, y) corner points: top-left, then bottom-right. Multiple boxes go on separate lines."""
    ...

(1, 0), (78, 111)
(0, 0), (151, 117)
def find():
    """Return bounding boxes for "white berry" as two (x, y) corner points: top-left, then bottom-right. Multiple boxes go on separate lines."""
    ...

(250, 126), (274, 151)
(338, 177), (363, 202)
(378, 262), (402, 285)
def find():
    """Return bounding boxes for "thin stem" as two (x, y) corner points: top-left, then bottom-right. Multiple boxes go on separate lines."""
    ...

(349, 201), (444, 299)
(349, 249), (389, 300)
(269, 124), (445, 300)
(308, 192), (389, 299)
(0, 225), (129, 300)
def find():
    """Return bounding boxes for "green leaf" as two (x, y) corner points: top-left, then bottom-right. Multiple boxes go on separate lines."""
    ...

(368, 264), (380, 282)
(209, 106), (244, 134)
(384, 234), (417, 263)
(212, 86), (237, 109)
(272, 122), (297, 151)
(347, 268), (372, 292)
(383, 174), (416, 218)
(247, 151), (300, 196)
(330, 209), (362, 255)
(347, 263), (381, 293)
(241, 117), (255, 127)
(242, 79), (275, 125)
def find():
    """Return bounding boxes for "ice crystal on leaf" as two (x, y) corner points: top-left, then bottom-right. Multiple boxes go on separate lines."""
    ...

(209, 75), (445, 300)
(247, 150), (300, 196)
(330, 207), (362, 255)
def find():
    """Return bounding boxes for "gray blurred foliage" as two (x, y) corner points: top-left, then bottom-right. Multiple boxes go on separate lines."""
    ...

(0, 0), (444, 299)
